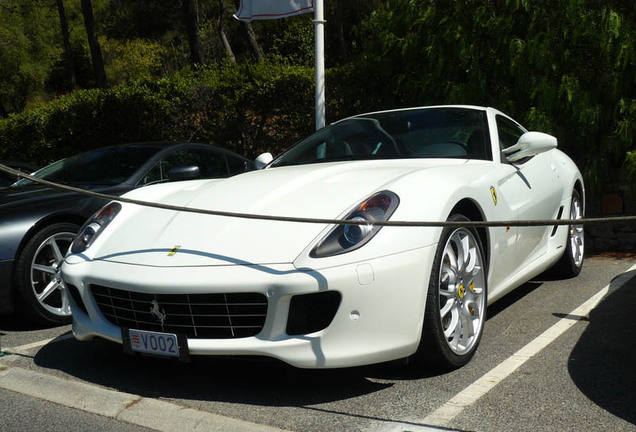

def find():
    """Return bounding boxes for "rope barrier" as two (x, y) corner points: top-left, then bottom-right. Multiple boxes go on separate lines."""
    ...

(2, 162), (635, 228)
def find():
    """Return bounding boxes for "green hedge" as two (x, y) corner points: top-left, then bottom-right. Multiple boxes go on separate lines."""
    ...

(0, 61), (315, 164)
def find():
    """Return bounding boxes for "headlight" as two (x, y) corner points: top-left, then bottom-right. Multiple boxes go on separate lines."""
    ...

(70, 202), (121, 254)
(311, 190), (399, 258)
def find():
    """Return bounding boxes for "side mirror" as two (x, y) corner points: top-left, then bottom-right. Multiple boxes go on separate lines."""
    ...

(503, 132), (557, 163)
(168, 165), (200, 180)
(255, 152), (273, 169)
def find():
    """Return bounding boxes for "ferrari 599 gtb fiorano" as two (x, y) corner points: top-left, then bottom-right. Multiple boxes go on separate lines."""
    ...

(61, 106), (584, 369)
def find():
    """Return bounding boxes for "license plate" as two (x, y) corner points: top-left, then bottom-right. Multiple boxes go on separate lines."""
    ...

(128, 329), (180, 357)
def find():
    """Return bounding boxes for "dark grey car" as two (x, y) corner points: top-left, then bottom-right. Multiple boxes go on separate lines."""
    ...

(0, 160), (40, 187)
(0, 142), (254, 324)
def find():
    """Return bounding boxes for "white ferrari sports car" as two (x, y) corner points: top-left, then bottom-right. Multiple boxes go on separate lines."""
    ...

(62, 106), (584, 369)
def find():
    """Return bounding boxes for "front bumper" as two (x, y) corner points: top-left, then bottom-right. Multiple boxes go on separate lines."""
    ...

(62, 246), (435, 368)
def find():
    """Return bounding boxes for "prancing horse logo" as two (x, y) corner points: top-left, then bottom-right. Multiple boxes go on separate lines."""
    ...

(150, 300), (167, 325)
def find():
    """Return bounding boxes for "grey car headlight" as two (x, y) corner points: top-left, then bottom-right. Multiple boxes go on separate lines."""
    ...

(311, 190), (399, 258)
(70, 202), (121, 254)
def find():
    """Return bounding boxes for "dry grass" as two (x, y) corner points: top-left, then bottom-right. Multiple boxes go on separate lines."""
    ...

(589, 251), (636, 260)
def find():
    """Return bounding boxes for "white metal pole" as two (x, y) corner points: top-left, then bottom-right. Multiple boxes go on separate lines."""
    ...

(314, 0), (325, 130)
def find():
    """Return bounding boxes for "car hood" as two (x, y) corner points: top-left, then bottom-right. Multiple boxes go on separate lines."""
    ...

(90, 159), (466, 267)
(0, 184), (75, 208)
(0, 183), (128, 210)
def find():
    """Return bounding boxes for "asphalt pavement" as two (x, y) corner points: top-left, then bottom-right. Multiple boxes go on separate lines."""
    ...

(1, 255), (635, 432)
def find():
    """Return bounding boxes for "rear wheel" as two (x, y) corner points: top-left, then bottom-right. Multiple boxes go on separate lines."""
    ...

(413, 214), (487, 370)
(552, 189), (584, 277)
(14, 222), (80, 325)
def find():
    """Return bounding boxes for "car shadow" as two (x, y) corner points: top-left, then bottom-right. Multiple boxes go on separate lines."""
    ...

(0, 313), (62, 332)
(567, 270), (636, 426)
(29, 279), (544, 405)
(486, 281), (543, 320)
(33, 335), (400, 406)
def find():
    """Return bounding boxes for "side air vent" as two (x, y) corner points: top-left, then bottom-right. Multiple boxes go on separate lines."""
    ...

(551, 206), (564, 237)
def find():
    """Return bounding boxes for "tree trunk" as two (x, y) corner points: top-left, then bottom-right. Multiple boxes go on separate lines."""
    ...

(232, 0), (262, 62)
(335, 1), (348, 64)
(243, 21), (263, 63)
(56, 0), (76, 90)
(182, 0), (203, 66)
(0, 98), (8, 119)
(218, 0), (236, 64)
(80, 0), (107, 88)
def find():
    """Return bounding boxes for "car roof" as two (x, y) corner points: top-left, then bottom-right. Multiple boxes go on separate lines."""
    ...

(62, 142), (252, 161)
(345, 105), (489, 121)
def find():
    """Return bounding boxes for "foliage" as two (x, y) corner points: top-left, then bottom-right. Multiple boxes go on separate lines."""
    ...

(0, 62), (314, 164)
(101, 37), (167, 85)
(257, 15), (314, 66)
(2, 0), (636, 195)
(0, 1), (61, 112)
(356, 0), (636, 193)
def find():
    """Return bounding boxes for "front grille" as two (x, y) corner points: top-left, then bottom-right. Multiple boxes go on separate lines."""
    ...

(91, 285), (268, 339)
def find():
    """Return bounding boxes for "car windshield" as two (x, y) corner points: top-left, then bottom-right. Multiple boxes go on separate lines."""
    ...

(13, 146), (161, 187)
(270, 107), (490, 167)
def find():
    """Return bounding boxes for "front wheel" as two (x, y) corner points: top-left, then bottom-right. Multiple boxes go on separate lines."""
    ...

(14, 222), (80, 325)
(413, 214), (487, 370)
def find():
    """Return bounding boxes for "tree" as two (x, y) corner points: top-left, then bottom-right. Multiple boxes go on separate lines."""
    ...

(218, 0), (236, 64)
(354, 0), (636, 192)
(243, 21), (263, 62)
(80, 0), (107, 87)
(182, 0), (203, 66)
(231, 0), (262, 62)
(0, 1), (60, 112)
(55, 0), (76, 90)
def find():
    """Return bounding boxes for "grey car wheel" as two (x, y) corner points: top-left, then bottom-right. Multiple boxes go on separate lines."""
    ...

(15, 222), (79, 325)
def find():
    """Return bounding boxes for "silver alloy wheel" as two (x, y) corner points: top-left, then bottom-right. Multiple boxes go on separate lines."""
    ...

(29, 231), (75, 318)
(438, 227), (486, 355)
(569, 194), (584, 267)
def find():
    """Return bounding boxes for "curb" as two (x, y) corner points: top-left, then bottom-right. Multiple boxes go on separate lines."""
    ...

(0, 365), (287, 432)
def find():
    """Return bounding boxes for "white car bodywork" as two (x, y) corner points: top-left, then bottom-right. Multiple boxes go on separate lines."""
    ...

(62, 106), (584, 368)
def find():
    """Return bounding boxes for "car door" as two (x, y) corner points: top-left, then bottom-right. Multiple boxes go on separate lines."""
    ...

(495, 115), (563, 269)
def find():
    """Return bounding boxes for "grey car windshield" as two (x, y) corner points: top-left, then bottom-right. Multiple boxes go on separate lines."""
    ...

(270, 107), (490, 167)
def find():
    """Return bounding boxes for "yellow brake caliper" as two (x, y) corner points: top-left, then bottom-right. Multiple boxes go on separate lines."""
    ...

(468, 282), (475, 316)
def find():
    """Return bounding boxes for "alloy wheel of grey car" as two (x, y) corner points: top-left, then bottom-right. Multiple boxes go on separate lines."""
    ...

(14, 222), (79, 324)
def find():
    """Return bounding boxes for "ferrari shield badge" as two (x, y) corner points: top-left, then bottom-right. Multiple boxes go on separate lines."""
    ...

(490, 186), (497, 206)
(167, 245), (181, 256)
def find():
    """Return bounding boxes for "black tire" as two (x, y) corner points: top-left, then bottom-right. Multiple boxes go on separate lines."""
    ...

(14, 222), (80, 325)
(551, 189), (584, 278)
(412, 214), (488, 370)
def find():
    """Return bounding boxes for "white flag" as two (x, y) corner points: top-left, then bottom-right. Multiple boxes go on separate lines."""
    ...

(234, 0), (314, 22)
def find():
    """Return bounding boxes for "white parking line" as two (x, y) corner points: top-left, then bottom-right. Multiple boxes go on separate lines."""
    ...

(419, 263), (636, 428)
